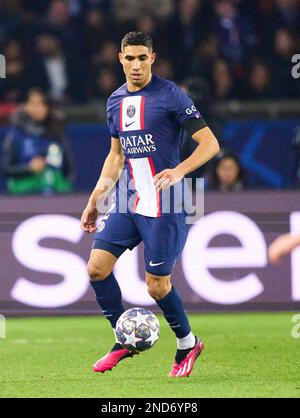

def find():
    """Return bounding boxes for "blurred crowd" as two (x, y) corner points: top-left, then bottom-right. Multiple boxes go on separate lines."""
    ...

(1, 0), (299, 194)
(0, 0), (299, 104)
(1, 88), (74, 194)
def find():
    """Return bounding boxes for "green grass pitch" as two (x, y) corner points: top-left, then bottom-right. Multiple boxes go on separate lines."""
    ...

(0, 313), (299, 398)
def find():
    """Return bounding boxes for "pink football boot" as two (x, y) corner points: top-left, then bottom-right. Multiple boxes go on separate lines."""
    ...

(93, 344), (138, 373)
(169, 338), (204, 378)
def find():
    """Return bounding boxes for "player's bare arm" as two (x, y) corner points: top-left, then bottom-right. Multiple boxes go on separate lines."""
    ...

(154, 127), (220, 191)
(80, 137), (124, 233)
(268, 233), (300, 265)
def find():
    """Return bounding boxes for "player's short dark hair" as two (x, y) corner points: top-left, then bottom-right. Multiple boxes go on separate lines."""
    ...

(121, 32), (153, 51)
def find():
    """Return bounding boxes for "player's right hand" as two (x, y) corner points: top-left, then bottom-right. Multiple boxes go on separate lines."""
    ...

(80, 203), (98, 233)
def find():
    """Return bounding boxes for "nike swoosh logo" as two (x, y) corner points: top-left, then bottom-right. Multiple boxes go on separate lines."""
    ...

(149, 261), (165, 267)
(125, 121), (135, 128)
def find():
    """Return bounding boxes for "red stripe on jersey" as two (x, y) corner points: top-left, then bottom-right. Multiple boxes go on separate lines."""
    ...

(147, 156), (161, 217)
(127, 159), (140, 213)
(140, 96), (145, 130)
(133, 196), (140, 212)
(119, 99), (123, 132)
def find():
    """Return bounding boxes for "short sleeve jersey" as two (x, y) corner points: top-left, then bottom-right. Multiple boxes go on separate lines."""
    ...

(106, 74), (204, 217)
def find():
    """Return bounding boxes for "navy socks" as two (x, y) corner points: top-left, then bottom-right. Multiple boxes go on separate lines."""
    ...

(90, 272), (125, 328)
(155, 286), (191, 339)
(91, 275), (193, 357)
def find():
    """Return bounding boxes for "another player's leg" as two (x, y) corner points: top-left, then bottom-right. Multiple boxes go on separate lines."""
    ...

(146, 272), (204, 377)
(88, 246), (138, 373)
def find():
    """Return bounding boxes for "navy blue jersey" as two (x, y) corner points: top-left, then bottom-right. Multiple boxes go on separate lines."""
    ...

(106, 74), (203, 217)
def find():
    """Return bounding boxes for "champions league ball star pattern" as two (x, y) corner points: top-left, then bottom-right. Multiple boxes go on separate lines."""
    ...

(115, 308), (160, 352)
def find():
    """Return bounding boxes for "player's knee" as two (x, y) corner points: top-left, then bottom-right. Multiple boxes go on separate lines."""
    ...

(147, 277), (171, 300)
(87, 260), (112, 281)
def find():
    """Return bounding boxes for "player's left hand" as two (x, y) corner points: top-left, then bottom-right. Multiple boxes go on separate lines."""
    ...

(154, 167), (185, 191)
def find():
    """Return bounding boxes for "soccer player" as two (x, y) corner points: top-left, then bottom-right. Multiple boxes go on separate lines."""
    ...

(80, 32), (220, 377)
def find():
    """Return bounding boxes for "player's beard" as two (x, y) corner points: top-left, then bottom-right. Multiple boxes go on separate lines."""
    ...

(132, 80), (143, 86)
(129, 73), (150, 88)
(130, 75), (143, 84)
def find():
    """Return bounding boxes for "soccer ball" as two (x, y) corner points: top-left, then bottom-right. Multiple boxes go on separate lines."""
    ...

(115, 307), (160, 352)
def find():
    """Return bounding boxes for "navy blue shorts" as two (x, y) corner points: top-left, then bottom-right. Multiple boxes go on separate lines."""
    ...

(93, 212), (188, 276)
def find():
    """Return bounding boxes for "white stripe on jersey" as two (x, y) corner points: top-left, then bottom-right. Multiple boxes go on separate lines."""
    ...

(129, 157), (159, 217)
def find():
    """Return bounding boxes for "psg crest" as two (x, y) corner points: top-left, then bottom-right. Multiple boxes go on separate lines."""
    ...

(127, 105), (136, 118)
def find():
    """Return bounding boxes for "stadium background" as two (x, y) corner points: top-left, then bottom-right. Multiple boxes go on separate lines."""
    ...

(1, 0), (299, 314)
(0, 0), (300, 314)
(0, 0), (300, 399)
